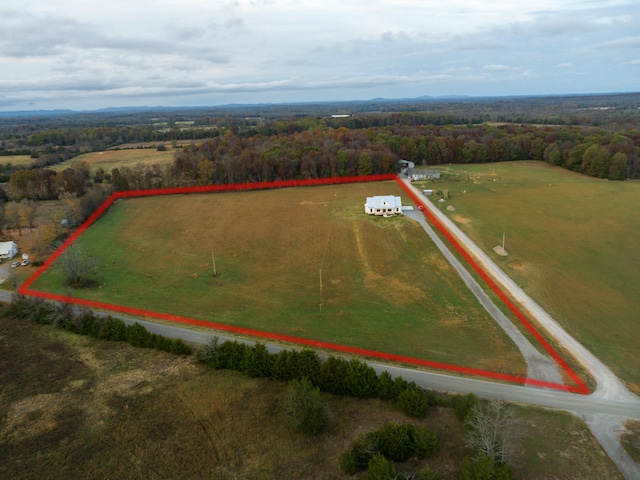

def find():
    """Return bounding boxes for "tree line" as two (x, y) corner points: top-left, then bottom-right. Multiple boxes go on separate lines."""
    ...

(0, 113), (638, 251)
(121, 123), (640, 189)
(3, 121), (639, 208)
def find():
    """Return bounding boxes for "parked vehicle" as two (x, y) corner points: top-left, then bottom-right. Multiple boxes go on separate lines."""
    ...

(11, 261), (20, 268)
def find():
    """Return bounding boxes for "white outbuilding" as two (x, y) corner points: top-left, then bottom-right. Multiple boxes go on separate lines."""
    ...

(364, 196), (403, 216)
(0, 241), (18, 259)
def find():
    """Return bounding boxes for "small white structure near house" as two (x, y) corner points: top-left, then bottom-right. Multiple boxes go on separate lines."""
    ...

(411, 169), (441, 181)
(364, 196), (403, 216)
(0, 241), (18, 259)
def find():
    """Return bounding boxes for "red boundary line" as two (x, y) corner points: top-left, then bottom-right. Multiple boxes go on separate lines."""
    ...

(18, 174), (589, 394)
(395, 178), (588, 394)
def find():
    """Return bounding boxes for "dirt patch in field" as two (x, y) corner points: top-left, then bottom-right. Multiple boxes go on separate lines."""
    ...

(2, 392), (71, 440)
(451, 214), (472, 225)
(364, 273), (426, 306)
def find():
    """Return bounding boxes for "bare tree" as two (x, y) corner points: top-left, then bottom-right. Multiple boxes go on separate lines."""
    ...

(465, 399), (520, 464)
(18, 199), (38, 232)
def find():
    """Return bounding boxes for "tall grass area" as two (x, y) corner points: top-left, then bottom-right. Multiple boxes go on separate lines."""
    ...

(31, 181), (525, 375)
(0, 308), (623, 480)
(417, 161), (640, 392)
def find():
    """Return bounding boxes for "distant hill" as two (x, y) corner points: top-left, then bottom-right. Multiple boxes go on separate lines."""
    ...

(0, 92), (638, 127)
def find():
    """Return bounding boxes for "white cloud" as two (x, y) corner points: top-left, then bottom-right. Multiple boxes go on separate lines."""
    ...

(483, 64), (512, 72)
(0, 0), (638, 110)
(593, 36), (640, 49)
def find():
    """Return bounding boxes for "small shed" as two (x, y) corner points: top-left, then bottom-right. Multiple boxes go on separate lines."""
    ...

(0, 241), (18, 259)
(364, 196), (403, 216)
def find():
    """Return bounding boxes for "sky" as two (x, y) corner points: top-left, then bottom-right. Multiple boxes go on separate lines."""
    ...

(1, 0), (639, 111)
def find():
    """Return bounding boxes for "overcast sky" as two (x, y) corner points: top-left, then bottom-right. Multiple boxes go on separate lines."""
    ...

(1, 0), (639, 111)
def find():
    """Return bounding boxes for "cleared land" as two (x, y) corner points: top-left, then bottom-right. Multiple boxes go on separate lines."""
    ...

(0, 308), (623, 480)
(414, 162), (640, 392)
(0, 155), (34, 167)
(32, 181), (526, 375)
(50, 148), (175, 175)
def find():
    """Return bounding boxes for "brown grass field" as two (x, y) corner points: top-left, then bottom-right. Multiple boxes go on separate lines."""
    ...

(414, 161), (640, 392)
(50, 148), (175, 175)
(32, 181), (529, 376)
(0, 155), (34, 167)
(0, 308), (623, 480)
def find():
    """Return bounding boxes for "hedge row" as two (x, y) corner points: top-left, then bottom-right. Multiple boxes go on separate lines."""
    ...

(8, 295), (192, 356)
(196, 336), (434, 417)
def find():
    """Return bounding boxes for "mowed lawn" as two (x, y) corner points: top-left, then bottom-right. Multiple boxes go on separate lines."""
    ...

(51, 148), (175, 175)
(417, 162), (640, 391)
(32, 181), (525, 374)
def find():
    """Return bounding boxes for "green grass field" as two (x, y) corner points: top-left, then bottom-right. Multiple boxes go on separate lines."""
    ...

(31, 181), (526, 375)
(415, 161), (640, 392)
(50, 149), (175, 175)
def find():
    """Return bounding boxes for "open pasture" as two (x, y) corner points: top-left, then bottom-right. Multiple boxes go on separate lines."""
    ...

(0, 155), (34, 167)
(31, 181), (526, 375)
(416, 161), (640, 391)
(51, 148), (175, 175)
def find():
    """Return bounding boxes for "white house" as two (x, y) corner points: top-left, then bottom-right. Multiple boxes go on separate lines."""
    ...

(364, 196), (403, 216)
(0, 241), (18, 259)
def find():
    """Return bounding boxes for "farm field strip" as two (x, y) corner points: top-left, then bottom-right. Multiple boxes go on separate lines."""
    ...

(20, 173), (585, 392)
(50, 148), (176, 174)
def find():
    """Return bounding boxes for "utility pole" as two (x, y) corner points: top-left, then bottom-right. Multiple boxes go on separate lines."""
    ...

(502, 232), (506, 251)
(319, 268), (323, 313)
(212, 249), (217, 277)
